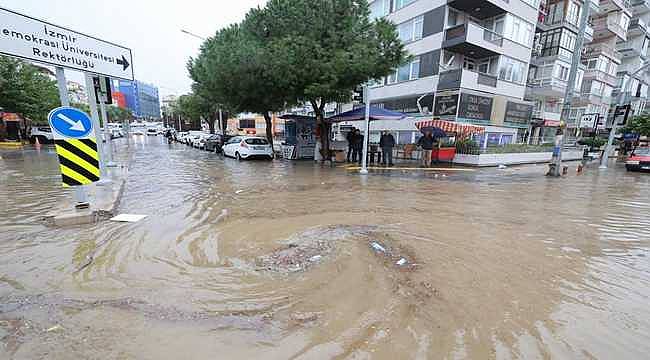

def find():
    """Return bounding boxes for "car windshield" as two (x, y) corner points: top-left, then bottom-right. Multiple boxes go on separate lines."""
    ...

(245, 138), (269, 145)
(634, 147), (650, 155)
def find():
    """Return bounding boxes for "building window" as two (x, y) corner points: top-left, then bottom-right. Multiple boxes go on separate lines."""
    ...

(387, 57), (421, 84)
(398, 16), (424, 43)
(369, 0), (390, 20)
(478, 57), (498, 75)
(448, 8), (461, 27)
(498, 56), (527, 84)
(239, 119), (255, 128)
(566, 1), (581, 26)
(395, 0), (417, 10)
(463, 57), (476, 71)
(620, 12), (630, 31)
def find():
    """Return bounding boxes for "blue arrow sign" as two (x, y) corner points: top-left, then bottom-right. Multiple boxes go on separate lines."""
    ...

(48, 107), (94, 139)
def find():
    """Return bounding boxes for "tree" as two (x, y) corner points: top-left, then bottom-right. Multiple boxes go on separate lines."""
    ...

(0, 56), (60, 124)
(245, 0), (409, 158)
(106, 106), (132, 123)
(176, 93), (218, 131)
(188, 20), (296, 148)
(620, 114), (650, 137)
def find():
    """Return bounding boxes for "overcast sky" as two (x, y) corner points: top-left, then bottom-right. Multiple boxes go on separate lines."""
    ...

(1, 0), (267, 97)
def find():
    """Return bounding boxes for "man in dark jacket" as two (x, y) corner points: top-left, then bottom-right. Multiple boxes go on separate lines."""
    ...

(346, 127), (356, 162)
(417, 131), (435, 167)
(379, 131), (396, 166)
(352, 129), (363, 164)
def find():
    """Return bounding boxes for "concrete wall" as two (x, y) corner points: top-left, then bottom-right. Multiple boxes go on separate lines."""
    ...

(453, 150), (584, 166)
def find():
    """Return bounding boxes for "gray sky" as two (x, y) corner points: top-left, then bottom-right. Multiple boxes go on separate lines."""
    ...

(1, 0), (267, 97)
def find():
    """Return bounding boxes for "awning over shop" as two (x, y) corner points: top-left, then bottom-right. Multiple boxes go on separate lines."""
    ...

(415, 119), (485, 137)
(325, 106), (407, 123)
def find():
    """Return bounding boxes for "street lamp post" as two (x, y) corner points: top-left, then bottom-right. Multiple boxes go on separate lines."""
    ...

(180, 29), (206, 41)
(360, 84), (370, 175)
(599, 60), (650, 169)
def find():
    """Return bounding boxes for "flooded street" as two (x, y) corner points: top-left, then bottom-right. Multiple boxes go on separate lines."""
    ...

(1, 137), (649, 359)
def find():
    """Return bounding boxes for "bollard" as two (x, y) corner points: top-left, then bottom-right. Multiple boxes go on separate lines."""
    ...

(562, 166), (569, 175)
(34, 136), (41, 150)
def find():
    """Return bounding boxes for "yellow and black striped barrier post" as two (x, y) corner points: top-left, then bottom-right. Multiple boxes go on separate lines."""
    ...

(48, 106), (101, 208)
(54, 138), (101, 186)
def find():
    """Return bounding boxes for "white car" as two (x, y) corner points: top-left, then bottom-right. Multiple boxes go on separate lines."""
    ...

(192, 133), (213, 149)
(185, 131), (205, 146)
(146, 128), (158, 136)
(30, 126), (54, 144)
(222, 136), (274, 160)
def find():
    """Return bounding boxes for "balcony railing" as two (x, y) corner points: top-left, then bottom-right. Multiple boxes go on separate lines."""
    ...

(444, 22), (505, 48)
(438, 68), (498, 90)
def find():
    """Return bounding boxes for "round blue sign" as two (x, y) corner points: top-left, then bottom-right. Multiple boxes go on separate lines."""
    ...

(48, 107), (93, 139)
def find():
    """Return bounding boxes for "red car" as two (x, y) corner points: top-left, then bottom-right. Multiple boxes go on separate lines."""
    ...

(626, 147), (650, 172)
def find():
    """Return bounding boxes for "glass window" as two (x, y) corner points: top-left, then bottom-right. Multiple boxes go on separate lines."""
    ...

(620, 13), (630, 31)
(566, 1), (581, 26)
(398, 16), (424, 43)
(498, 56), (527, 84)
(448, 9), (460, 27)
(369, 0), (390, 20)
(395, 0), (416, 10)
(463, 57), (476, 71)
(410, 59), (420, 79)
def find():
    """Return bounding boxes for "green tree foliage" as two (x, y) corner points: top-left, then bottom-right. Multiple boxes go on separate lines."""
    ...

(246, 0), (409, 155)
(620, 114), (650, 137)
(106, 106), (133, 123)
(176, 93), (217, 132)
(188, 20), (296, 147)
(0, 56), (60, 124)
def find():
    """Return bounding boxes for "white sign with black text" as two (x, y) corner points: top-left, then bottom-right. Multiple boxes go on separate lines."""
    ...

(579, 113), (599, 129)
(0, 7), (134, 80)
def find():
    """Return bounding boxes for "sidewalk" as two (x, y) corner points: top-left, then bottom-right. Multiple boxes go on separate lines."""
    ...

(42, 166), (128, 227)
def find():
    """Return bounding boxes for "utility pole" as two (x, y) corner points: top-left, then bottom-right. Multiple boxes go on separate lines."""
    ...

(85, 74), (111, 185)
(600, 61), (650, 168)
(549, 2), (591, 176)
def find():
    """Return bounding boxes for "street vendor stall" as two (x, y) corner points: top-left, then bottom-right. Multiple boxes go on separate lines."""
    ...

(415, 119), (485, 162)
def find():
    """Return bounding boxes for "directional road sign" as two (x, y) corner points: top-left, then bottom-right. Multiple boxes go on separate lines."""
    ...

(0, 7), (134, 80)
(48, 107), (101, 187)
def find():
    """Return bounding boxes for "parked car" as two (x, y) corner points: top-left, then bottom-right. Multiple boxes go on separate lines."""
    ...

(205, 134), (231, 153)
(192, 133), (211, 149)
(222, 136), (273, 160)
(626, 147), (650, 172)
(110, 129), (123, 139)
(30, 126), (54, 144)
(146, 128), (158, 136)
(185, 131), (205, 146)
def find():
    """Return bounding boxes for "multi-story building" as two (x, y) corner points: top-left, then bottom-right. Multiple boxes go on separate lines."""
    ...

(113, 79), (161, 119)
(616, 0), (650, 115)
(576, 0), (631, 126)
(366, 0), (539, 145)
(526, 0), (596, 141)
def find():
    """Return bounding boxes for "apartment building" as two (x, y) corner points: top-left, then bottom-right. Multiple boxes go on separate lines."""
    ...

(616, 0), (650, 115)
(367, 0), (539, 144)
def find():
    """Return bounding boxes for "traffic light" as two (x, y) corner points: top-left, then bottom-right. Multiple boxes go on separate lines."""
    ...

(93, 76), (113, 105)
(352, 85), (364, 103)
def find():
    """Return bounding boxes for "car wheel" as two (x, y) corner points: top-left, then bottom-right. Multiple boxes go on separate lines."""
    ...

(236, 152), (242, 161)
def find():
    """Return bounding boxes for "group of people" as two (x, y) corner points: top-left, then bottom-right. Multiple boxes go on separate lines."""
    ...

(346, 127), (396, 166)
(346, 128), (438, 168)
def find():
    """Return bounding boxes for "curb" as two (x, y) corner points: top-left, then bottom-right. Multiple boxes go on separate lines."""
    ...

(42, 178), (127, 227)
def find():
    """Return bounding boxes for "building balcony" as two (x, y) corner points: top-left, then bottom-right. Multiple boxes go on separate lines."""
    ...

(627, 18), (649, 37)
(447, 0), (507, 20)
(437, 68), (526, 98)
(442, 22), (532, 62)
(584, 42), (622, 62)
(599, 0), (633, 14)
(583, 69), (620, 87)
(631, 0), (650, 15)
(578, 92), (613, 106)
(527, 77), (578, 98)
(591, 14), (628, 41)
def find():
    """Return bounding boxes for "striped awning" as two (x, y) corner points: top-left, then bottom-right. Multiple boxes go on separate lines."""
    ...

(415, 119), (485, 135)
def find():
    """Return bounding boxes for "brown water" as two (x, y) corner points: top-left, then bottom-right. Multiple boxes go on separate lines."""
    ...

(1, 137), (649, 359)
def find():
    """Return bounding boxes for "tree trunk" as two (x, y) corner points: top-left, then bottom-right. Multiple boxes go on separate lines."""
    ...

(221, 110), (228, 135)
(263, 111), (274, 152)
(207, 115), (216, 134)
(311, 99), (330, 162)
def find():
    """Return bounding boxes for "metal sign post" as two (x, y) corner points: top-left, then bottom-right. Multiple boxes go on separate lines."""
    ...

(360, 84), (370, 175)
(54, 67), (89, 208)
(85, 73), (110, 184)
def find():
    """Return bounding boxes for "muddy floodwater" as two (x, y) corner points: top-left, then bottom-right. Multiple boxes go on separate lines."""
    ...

(1, 137), (649, 359)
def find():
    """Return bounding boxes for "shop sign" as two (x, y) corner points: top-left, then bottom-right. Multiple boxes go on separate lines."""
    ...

(458, 93), (493, 122)
(433, 94), (459, 117)
(579, 113), (599, 129)
(374, 94), (434, 114)
(504, 101), (533, 125)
